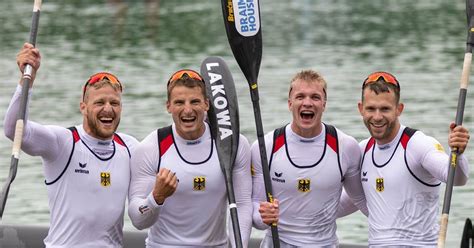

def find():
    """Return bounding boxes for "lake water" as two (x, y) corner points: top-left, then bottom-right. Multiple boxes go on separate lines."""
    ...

(0, 0), (472, 246)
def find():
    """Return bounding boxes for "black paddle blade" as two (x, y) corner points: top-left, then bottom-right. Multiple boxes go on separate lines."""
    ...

(460, 218), (473, 248)
(221, 0), (262, 84)
(201, 56), (240, 172)
(467, 0), (474, 46)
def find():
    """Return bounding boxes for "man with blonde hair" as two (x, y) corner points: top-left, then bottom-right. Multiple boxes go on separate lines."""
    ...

(252, 70), (367, 247)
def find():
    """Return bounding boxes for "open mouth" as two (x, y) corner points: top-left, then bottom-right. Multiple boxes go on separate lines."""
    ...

(99, 117), (114, 125)
(300, 110), (315, 120)
(371, 123), (386, 129)
(181, 116), (196, 123)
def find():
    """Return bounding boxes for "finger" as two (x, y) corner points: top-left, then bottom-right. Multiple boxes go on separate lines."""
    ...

(449, 122), (456, 131)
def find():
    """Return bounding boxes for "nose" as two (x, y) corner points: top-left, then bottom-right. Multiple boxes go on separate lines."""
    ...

(373, 109), (383, 121)
(302, 96), (312, 106)
(183, 102), (193, 113)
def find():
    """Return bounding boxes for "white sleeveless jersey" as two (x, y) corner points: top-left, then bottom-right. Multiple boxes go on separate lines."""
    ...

(147, 125), (227, 247)
(361, 126), (441, 247)
(127, 123), (252, 247)
(44, 126), (133, 248)
(252, 123), (363, 247)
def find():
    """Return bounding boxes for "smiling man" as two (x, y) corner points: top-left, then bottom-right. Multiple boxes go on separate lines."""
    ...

(127, 69), (252, 247)
(251, 70), (368, 247)
(355, 71), (470, 247)
(3, 43), (138, 247)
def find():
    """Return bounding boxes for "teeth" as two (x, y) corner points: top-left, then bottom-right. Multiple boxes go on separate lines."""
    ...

(301, 111), (314, 114)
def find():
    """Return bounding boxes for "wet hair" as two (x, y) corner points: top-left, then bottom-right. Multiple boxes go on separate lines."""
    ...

(289, 70), (327, 100)
(167, 74), (207, 100)
(361, 79), (400, 103)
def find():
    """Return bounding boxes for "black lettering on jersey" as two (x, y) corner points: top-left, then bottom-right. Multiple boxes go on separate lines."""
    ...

(193, 176), (206, 191)
(298, 179), (311, 192)
(376, 177), (384, 192)
(101, 172), (111, 187)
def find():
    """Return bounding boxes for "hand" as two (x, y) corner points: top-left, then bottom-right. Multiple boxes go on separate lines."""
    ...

(16, 42), (41, 84)
(259, 199), (279, 225)
(152, 168), (178, 205)
(449, 122), (470, 154)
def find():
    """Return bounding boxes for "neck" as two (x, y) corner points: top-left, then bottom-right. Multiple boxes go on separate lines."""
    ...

(291, 122), (323, 138)
(375, 122), (401, 145)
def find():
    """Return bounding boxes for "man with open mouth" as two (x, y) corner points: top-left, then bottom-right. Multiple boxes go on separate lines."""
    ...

(127, 69), (253, 247)
(4, 43), (138, 247)
(251, 70), (368, 247)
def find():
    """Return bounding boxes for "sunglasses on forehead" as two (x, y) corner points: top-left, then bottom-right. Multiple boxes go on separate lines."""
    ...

(362, 71), (400, 89)
(167, 69), (204, 86)
(83, 72), (123, 100)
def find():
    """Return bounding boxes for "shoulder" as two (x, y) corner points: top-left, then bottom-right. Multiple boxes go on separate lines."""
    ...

(358, 137), (372, 153)
(407, 130), (445, 154)
(332, 126), (359, 149)
(116, 132), (139, 146)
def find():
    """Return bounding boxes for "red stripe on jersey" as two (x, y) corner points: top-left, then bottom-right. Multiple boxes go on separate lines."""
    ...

(113, 135), (125, 147)
(160, 134), (173, 156)
(365, 138), (375, 152)
(401, 133), (410, 149)
(72, 129), (80, 143)
(327, 133), (338, 152)
(273, 134), (285, 153)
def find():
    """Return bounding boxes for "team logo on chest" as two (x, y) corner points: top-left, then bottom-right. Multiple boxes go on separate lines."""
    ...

(376, 177), (384, 192)
(193, 176), (206, 191)
(297, 179), (311, 192)
(100, 172), (111, 187)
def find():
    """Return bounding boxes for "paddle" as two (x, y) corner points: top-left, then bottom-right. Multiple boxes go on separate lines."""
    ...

(437, 0), (473, 246)
(0, 0), (42, 220)
(460, 218), (473, 248)
(220, 1), (280, 246)
(201, 56), (243, 247)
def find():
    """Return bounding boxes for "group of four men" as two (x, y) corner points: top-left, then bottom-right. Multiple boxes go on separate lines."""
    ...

(4, 43), (470, 247)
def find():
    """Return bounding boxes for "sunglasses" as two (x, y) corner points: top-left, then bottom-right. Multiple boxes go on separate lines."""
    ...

(362, 71), (400, 89)
(83, 72), (122, 100)
(167, 69), (204, 86)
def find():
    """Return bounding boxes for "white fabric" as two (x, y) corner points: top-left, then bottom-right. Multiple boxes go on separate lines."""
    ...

(251, 123), (366, 246)
(128, 123), (252, 247)
(360, 125), (469, 247)
(4, 86), (138, 248)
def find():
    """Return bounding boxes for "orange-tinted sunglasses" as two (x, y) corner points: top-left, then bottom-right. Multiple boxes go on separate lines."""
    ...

(83, 72), (122, 100)
(167, 69), (204, 86)
(363, 71), (400, 89)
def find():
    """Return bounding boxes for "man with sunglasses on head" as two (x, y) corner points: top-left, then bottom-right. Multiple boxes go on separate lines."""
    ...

(252, 70), (368, 247)
(339, 71), (470, 247)
(4, 43), (138, 247)
(127, 69), (252, 247)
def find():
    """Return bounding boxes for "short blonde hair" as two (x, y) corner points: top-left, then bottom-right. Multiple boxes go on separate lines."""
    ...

(289, 70), (327, 100)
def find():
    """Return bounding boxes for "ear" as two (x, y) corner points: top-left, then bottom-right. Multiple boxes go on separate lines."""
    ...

(204, 98), (210, 112)
(358, 101), (363, 115)
(396, 102), (404, 116)
(287, 98), (292, 110)
(79, 101), (86, 115)
(166, 100), (171, 113)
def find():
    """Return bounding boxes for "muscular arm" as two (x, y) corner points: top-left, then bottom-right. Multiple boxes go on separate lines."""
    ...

(250, 132), (274, 230)
(4, 85), (67, 162)
(229, 134), (253, 247)
(128, 132), (163, 230)
(416, 134), (469, 186)
(339, 135), (368, 217)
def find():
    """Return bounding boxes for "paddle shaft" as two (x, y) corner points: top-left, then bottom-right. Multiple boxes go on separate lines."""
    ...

(249, 85), (280, 247)
(437, 44), (472, 248)
(223, 169), (243, 248)
(0, 0), (41, 219)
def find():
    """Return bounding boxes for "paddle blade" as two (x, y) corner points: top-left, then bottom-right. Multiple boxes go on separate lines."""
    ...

(201, 56), (240, 172)
(221, 0), (262, 84)
(467, 0), (474, 47)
